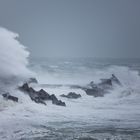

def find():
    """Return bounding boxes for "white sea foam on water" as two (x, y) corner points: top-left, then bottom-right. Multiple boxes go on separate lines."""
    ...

(1, 63), (140, 139)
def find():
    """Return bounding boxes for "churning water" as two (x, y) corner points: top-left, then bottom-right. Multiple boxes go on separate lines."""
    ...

(1, 57), (140, 140)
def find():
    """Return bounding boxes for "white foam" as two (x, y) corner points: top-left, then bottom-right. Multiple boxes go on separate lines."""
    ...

(0, 27), (34, 91)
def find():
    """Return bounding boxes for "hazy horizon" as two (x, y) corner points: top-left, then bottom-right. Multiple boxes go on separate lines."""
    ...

(0, 0), (140, 58)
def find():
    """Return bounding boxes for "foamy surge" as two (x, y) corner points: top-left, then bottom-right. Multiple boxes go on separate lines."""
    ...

(0, 64), (140, 139)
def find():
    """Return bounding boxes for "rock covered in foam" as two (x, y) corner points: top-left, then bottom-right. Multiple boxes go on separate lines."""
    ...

(84, 74), (121, 97)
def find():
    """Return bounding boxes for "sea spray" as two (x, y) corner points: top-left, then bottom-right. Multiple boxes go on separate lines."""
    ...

(0, 27), (33, 92)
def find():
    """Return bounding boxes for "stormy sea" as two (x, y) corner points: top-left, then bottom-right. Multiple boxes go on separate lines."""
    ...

(0, 28), (140, 140)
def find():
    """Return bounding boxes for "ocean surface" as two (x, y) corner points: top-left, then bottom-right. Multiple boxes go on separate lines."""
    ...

(1, 58), (140, 140)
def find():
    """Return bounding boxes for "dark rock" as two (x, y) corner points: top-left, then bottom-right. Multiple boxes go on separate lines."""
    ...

(84, 88), (104, 97)
(49, 94), (66, 106)
(99, 79), (112, 86)
(33, 97), (46, 105)
(28, 92), (47, 105)
(84, 84), (109, 97)
(19, 83), (66, 106)
(98, 74), (121, 88)
(88, 81), (97, 88)
(29, 87), (36, 93)
(49, 94), (58, 101)
(111, 74), (121, 85)
(84, 74), (121, 97)
(19, 83), (30, 92)
(2, 93), (18, 102)
(52, 99), (66, 106)
(19, 83), (47, 105)
(60, 92), (81, 99)
(98, 79), (112, 90)
(38, 89), (50, 100)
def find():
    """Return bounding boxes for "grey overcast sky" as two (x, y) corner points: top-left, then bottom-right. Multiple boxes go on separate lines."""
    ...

(0, 0), (140, 58)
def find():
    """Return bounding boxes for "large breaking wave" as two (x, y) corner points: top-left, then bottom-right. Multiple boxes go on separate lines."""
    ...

(0, 27), (33, 91)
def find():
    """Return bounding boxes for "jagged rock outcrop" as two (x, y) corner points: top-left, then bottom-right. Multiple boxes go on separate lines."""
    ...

(2, 93), (18, 102)
(19, 83), (66, 106)
(84, 74), (121, 97)
(60, 92), (81, 99)
(84, 88), (104, 97)
(111, 74), (121, 85)
(38, 89), (50, 100)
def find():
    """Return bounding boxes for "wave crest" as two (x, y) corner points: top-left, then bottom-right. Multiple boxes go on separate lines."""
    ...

(0, 27), (33, 91)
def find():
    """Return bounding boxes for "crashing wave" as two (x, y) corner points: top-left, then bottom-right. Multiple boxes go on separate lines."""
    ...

(0, 27), (33, 92)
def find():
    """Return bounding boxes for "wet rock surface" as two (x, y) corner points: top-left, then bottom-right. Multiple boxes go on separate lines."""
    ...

(84, 88), (104, 97)
(60, 92), (81, 99)
(2, 93), (18, 102)
(84, 74), (121, 97)
(19, 83), (66, 106)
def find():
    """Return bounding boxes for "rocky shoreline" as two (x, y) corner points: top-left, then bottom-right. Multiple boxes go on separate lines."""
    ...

(1, 74), (121, 107)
